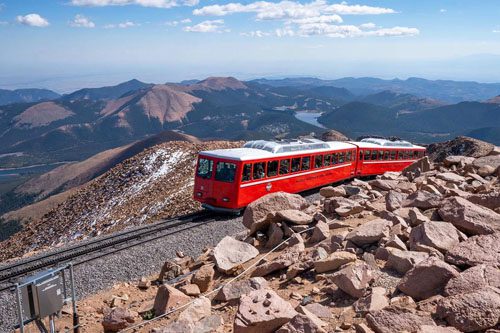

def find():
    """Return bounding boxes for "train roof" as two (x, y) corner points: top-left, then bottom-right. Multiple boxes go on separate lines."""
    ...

(352, 138), (425, 149)
(199, 138), (424, 161)
(199, 138), (356, 161)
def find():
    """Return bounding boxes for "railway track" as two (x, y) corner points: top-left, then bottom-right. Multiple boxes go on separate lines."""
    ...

(0, 210), (215, 291)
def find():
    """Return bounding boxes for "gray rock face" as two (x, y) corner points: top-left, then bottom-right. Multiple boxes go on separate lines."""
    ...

(443, 155), (475, 167)
(330, 262), (374, 298)
(398, 257), (459, 301)
(243, 192), (308, 234)
(436, 172), (466, 184)
(467, 192), (500, 210)
(385, 191), (407, 211)
(386, 248), (430, 274)
(445, 233), (500, 266)
(404, 191), (442, 210)
(444, 265), (500, 296)
(215, 277), (268, 302)
(438, 197), (500, 235)
(234, 289), (297, 333)
(346, 218), (393, 246)
(436, 287), (500, 332)
(214, 236), (259, 274)
(473, 155), (500, 170)
(409, 222), (461, 253)
(309, 221), (330, 244)
(277, 209), (314, 225)
(319, 186), (346, 198)
(266, 223), (284, 248)
(366, 307), (436, 333)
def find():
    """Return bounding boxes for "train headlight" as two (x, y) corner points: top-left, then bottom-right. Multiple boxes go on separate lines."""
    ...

(222, 197), (230, 202)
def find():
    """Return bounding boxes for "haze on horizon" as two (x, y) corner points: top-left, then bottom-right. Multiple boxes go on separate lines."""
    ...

(1, 0), (500, 92)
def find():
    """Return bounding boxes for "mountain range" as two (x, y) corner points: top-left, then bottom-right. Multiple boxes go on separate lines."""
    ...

(0, 76), (499, 171)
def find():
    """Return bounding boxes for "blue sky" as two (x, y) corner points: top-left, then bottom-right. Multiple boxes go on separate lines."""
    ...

(1, 0), (500, 92)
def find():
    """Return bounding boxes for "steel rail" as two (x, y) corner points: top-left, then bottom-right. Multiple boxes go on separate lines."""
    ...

(0, 210), (214, 289)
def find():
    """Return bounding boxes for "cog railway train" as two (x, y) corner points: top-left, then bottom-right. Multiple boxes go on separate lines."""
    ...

(193, 138), (426, 213)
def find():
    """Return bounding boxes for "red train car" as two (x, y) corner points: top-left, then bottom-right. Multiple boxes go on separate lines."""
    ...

(193, 138), (425, 213)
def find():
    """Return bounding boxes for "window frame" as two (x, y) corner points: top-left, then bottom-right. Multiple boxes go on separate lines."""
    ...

(196, 158), (213, 179)
(279, 158), (291, 175)
(241, 163), (252, 182)
(267, 160), (279, 178)
(214, 161), (237, 183)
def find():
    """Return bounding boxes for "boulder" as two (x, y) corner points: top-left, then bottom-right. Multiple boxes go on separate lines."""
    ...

(159, 260), (183, 282)
(214, 236), (259, 274)
(153, 285), (191, 316)
(408, 207), (430, 227)
(234, 289), (298, 333)
(344, 185), (362, 196)
(304, 303), (333, 319)
(193, 315), (224, 333)
(404, 191), (442, 210)
(478, 165), (496, 176)
(319, 186), (346, 198)
(354, 287), (389, 314)
(403, 156), (432, 176)
(102, 307), (138, 332)
(276, 314), (326, 333)
(445, 232), (500, 266)
(321, 129), (349, 141)
(309, 221), (330, 243)
(178, 296), (211, 324)
(277, 209), (314, 225)
(409, 222), (461, 253)
(436, 172), (465, 184)
(243, 192), (308, 234)
(252, 248), (300, 277)
(369, 179), (399, 191)
(178, 284), (201, 296)
(443, 155), (475, 167)
(444, 264), (500, 296)
(438, 197), (500, 235)
(215, 277), (268, 302)
(467, 192), (500, 210)
(436, 287), (500, 332)
(385, 191), (407, 211)
(192, 264), (215, 293)
(473, 155), (500, 170)
(330, 263), (374, 298)
(427, 136), (494, 162)
(346, 218), (393, 246)
(335, 204), (364, 217)
(386, 248), (429, 274)
(398, 257), (459, 300)
(366, 307), (435, 333)
(296, 306), (327, 329)
(314, 251), (357, 273)
(266, 223), (284, 248)
(417, 325), (461, 333)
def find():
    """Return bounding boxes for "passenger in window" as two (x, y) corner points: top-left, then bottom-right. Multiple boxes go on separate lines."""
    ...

(338, 152), (345, 163)
(365, 150), (371, 160)
(301, 157), (310, 170)
(346, 151), (352, 161)
(314, 155), (323, 168)
(390, 151), (396, 160)
(242, 164), (251, 182)
(267, 161), (278, 177)
(371, 151), (378, 160)
(280, 159), (290, 175)
(332, 153), (338, 164)
(253, 163), (265, 179)
(291, 158), (301, 172)
(324, 154), (332, 166)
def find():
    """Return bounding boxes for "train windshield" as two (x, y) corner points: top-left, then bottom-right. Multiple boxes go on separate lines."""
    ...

(215, 162), (237, 182)
(196, 157), (213, 179)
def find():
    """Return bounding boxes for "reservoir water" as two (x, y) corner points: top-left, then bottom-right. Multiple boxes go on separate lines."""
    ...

(294, 111), (327, 129)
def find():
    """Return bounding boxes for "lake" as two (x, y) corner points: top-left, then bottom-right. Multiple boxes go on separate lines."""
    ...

(294, 111), (327, 129)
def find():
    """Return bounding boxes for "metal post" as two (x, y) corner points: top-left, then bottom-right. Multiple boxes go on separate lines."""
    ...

(49, 315), (56, 333)
(15, 283), (24, 333)
(69, 264), (79, 333)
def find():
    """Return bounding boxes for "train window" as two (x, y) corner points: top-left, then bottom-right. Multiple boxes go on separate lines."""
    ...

(253, 162), (266, 179)
(378, 151), (383, 160)
(413, 150), (419, 159)
(267, 161), (278, 177)
(279, 159), (290, 175)
(291, 158), (301, 172)
(384, 151), (389, 160)
(338, 152), (345, 163)
(301, 156), (311, 170)
(324, 154), (332, 166)
(390, 150), (396, 160)
(346, 151), (352, 161)
(359, 151), (364, 160)
(332, 153), (338, 164)
(242, 164), (252, 182)
(371, 150), (378, 160)
(352, 150), (356, 161)
(215, 162), (236, 182)
(197, 158), (213, 179)
(314, 155), (323, 168)
(196, 158), (214, 179)
(364, 150), (371, 160)
(397, 151), (403, 160)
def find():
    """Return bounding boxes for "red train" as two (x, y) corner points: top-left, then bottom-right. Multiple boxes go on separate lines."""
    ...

(193, 138), (425, 213)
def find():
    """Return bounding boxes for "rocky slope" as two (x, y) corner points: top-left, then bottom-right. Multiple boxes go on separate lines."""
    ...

(52, 141), (500, 333)
(0, 140), (241, 261)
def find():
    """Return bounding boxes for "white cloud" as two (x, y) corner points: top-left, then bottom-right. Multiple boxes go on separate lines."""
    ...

(241, 30), (270, 37)
(363, 26), (419, 37)
(359, 22), (376, 29)
(294, 22), (419, 38)
(493, 29), (500, 33)
(194, 0), (395, 20)
(165, 18), (191, 26)
(71, 0), (198, 9)
(276, 27), (295, 37)
(440, 8), (447, 13)
(288, 14), (342, 25)
(183, 19), (229, 33)
(70, 14), (95, 28)
(16, 13), (49, 27)
(104, 21), (140, 28)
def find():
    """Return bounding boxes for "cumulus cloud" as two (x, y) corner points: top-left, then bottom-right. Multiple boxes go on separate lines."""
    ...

(440, 8), (447, 13)
(276, 27), (295, 37)
(71, 0), (198, 9)
(104, 21), (140, 28)
(292, 22), (419, 38)
(70, 14), (95, 28)
(165, 18), (191, 26)
(194, 0), (395, 20)
(183, 19), (229, 33)
(288, 14), (342, 24)
(359, 22), (376, 29)
(16, 13), (49, 27)
(240, 30), (270, 37)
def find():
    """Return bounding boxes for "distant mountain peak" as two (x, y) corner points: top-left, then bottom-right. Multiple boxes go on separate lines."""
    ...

(195, 76), (248, 90)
